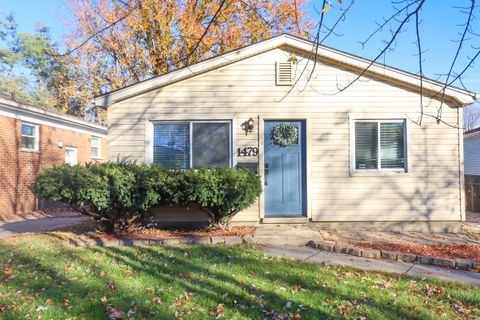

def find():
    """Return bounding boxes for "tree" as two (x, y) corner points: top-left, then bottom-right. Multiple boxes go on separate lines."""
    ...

(464, 106), (480, 132)
(0, 14), (64, 109)
(63, 0), (313, 98)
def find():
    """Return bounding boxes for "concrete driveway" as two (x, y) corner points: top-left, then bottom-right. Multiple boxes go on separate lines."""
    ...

(0, 215), (86, 239)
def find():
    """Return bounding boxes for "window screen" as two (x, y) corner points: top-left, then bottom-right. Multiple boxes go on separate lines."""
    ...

(380, 123), (405, 169)
(192, 122), (230, 168)
(153, 123), (190, 169)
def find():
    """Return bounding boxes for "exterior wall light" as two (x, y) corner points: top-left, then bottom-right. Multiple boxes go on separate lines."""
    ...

(247, 117), (255, 132)
(242, 117), (255, 135)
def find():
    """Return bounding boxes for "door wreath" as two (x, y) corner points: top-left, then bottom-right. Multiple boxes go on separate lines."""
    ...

(271, 123), (298, 147)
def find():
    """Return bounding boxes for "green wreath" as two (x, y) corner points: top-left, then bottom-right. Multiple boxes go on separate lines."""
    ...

(271, 123), (298, 147)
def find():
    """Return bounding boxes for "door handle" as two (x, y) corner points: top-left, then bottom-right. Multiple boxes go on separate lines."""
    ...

(264, 163), (269, 185)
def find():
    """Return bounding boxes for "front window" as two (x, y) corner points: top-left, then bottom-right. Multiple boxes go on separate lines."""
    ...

(354, 120), (406, 171)
(153, 121), (231, 169)
(91, 136), (101, 158)
(21, 122), (39, 151)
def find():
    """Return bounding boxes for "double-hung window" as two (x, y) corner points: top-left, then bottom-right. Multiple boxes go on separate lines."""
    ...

(153, 121), (231, 169)
(21, 122), (39, 151)
(354, 120), (406, 171)
(91, 136), (101, 159)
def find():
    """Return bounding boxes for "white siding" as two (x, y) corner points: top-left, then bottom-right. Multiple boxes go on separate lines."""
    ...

(464, 134), (480, 175)
(107, 47), (464, 223)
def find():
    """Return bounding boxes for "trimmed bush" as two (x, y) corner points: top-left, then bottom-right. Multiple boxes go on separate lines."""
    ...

(32, 162), (166, 233)
(32, 163), (262, 233)
(161, 168), (262, 229)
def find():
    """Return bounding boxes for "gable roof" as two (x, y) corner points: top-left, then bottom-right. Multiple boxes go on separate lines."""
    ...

(94, 34), (477, 108)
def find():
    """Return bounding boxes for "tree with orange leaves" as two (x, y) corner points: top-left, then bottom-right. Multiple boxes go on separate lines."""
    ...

(62, 0), (313, 106)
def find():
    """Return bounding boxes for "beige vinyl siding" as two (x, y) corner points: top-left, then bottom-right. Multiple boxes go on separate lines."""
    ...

(107, 47), (463, 223)
(464, 134), (480, 175)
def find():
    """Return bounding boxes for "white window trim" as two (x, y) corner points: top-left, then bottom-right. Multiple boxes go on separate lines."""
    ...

(148, 120), (233, 168)
(90, 136), (102, 159)
(20, 122), (40, 152)
(349, 118), (408, 176)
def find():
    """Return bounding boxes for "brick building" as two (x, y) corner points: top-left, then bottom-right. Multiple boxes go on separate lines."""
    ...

(0, 95), (107, 221)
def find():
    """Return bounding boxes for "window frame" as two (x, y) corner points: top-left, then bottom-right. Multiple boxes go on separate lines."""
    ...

(151, 120), (233, 169)
(350, 118), (408, 175)
(20, 122), (39, 152)
(90, 136), (102, 159)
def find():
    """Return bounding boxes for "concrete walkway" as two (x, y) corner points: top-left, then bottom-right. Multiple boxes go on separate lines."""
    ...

(0, 216), (86, 239)
(263, 245), (480, 286)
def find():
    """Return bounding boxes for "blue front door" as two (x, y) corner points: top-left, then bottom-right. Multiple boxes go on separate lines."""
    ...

(264, 120), (306, 216)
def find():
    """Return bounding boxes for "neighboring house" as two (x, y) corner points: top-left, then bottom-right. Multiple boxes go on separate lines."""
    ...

(95, 34), (476, 229)
(464, 127), (480, 176)
(464, 127), (480, 212)
(0, 94), (107, 220)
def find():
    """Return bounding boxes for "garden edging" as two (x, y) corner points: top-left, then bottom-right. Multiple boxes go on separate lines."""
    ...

(67, 234), (252, 247)
(306, 240), (480, 271)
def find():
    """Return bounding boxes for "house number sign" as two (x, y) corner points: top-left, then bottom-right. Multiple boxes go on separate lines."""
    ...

(237, 147), (259, 157)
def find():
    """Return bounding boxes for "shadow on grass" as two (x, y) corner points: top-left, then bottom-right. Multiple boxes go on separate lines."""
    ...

(0, 235), (477, 319)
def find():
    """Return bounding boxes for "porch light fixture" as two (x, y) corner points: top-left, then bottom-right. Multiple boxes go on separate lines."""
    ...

(242, 117), (255, 135)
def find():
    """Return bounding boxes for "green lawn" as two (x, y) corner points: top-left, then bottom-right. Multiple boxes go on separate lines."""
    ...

(0, 234), (479, 319)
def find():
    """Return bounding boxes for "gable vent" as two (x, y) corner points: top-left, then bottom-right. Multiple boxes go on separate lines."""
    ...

(276, 62), (293, 86)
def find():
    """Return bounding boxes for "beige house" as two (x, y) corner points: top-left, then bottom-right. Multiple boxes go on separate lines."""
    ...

(95, 34), (476, 230)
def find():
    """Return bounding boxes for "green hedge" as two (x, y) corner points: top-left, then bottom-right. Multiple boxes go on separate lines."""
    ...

(32, 163), (262, 233)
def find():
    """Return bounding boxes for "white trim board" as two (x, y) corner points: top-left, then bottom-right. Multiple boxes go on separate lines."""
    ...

(94, 34), (477, 108)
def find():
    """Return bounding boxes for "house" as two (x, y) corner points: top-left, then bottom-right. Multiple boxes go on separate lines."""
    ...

(94, 34), (476, 231)
(464, 127), (480, 212)
(464, 127), (480, 176)
(0, 94), (107, 220)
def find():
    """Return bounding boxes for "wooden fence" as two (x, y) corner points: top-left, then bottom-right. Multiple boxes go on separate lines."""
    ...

(465, 175), (480, 213)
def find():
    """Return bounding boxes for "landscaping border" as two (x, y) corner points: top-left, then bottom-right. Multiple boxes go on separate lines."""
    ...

(67, 234), (253, 247)
(306, 240), (480, 270)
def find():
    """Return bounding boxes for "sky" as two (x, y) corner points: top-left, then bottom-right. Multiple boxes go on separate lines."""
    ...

(1, 0), (479, 105)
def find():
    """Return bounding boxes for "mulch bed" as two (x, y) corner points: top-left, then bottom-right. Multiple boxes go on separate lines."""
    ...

(353, 242), (480, 263)
(94, 226), (255, 239)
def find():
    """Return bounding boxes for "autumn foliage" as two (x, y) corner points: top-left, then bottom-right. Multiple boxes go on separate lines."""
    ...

(64, 0), (313, 100)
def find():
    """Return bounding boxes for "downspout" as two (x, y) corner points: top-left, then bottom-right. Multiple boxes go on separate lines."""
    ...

(457, 107), (463, 221)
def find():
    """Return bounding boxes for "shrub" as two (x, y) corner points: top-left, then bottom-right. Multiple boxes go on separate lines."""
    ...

(32, 163), (262, 233)
(189, 168), (262, 229)
(32, 162), (166, 233)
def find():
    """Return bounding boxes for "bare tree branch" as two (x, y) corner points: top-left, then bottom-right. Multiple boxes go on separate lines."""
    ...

(335, 0), (426, 94)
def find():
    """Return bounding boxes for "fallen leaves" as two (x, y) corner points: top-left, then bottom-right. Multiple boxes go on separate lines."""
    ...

(425, 285), (446, 297)
(108, 281), (117, 292)
(106, 306), (126, 320)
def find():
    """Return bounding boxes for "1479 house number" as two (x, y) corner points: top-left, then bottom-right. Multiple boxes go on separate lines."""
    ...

(237, 147), (259, 157)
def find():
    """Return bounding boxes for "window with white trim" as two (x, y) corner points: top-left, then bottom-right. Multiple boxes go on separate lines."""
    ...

(153, 121), (231, 169)
(91, 136), (101, 158)
(21, 122), (39, 151)
(354, 120), (406, 171)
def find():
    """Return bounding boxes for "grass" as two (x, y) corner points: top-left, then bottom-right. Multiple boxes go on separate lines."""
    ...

(0, 234), (479, 319)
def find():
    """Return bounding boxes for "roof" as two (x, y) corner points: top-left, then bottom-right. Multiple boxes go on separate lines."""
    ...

(464, 127), (480, 138)
(0, 94), (107, 137)
(94, 34), (478, 108)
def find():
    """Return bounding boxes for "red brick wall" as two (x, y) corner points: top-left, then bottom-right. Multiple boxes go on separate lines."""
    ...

(0, 115), (107, 219)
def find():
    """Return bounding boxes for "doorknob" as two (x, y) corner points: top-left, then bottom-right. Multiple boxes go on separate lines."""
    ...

(264, 163), (269, 185)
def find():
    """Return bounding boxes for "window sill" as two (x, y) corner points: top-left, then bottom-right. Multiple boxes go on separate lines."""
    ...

(91, 157), (103, 160)
(350, 169), (407, 177)
(19, 148), (40, 153)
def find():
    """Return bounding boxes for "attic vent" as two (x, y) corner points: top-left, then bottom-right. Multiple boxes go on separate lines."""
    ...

(276, 62), (293, 86)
